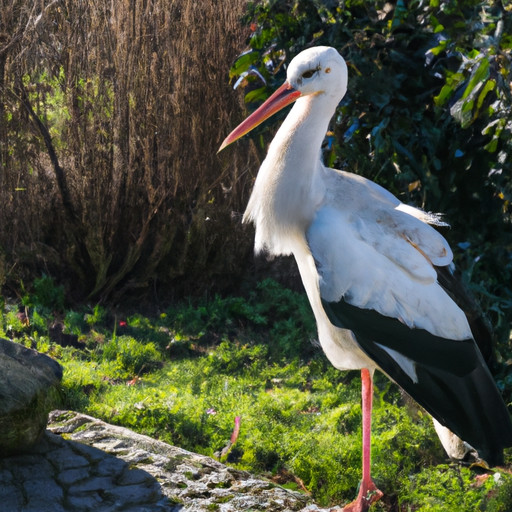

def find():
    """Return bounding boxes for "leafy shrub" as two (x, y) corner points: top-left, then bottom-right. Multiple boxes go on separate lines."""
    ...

(31, 309), (48, 334)
(85, 304), (107, 327)
(64, 309), (89, 335)
(1, 0), (255, 301)
(2, 306), (28, 338)
(32, 275), (65, 311)
(102, 336), (161, 377)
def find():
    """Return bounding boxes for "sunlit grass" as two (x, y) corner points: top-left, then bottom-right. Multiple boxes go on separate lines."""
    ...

(59, 349), (512, 510)
(3, 278), (512, 509)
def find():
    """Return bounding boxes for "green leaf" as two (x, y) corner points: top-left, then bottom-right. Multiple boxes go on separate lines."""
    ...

(484, 118), (507, 152)
(244, 86), (269, 104)
(434, 85), (453, 107)
(428, 40), (447, 56)
(484, 138), (498, 153)
(229, 51), (260, 80)
(482, 119), (500, 136)
(461, 57), (489, 101)
(445, 72), (465, 88)
(450, 97), (474, 128)
(476, 79), (496, 109)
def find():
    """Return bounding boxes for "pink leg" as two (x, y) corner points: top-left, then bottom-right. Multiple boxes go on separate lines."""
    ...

(336, 369), (383, 512)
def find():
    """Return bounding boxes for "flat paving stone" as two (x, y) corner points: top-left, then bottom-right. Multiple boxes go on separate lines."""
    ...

(0, 485), (24, 510)
(0, 468), (13, 484)
(57, 467), (91, 486)
(95, 455), (129, 477)
(117, 467), (156, 486)
(15, 457), (54, 480)
(68, 440), (109, 464)
(66, 492), (105, 510)
(104, 481), (162, 508)
(68, 475), (116, 494)
(46, 445), (90, 471)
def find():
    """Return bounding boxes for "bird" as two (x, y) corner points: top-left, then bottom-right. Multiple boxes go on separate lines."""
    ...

(219, 46), (512, 511)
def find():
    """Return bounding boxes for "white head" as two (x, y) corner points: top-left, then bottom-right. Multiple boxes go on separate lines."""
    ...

(286, 46), (348, 101)
(219, 46), (348, 151)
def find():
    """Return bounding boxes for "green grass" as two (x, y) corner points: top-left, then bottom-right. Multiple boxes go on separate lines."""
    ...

(2, 278), (512, 510)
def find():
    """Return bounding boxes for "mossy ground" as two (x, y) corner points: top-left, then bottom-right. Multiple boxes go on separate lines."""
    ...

(3, 277), (512, 510)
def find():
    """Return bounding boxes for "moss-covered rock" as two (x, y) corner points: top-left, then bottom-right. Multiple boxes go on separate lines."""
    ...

(0, 338), (62, 456)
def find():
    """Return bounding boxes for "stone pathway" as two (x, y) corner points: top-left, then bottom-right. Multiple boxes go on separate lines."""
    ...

(0, 410), (335, 512)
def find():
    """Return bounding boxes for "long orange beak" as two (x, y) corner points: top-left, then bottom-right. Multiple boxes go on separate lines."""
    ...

(218, 81), (301, 152)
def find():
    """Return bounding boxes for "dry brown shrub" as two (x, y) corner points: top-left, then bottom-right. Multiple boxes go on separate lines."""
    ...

(0, 0), (260, 301)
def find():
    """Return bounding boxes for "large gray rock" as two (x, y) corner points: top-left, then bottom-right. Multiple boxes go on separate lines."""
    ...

(43, 410), (319, 511)
(0, 410), (335, 511)
(0, 338), (62, 456)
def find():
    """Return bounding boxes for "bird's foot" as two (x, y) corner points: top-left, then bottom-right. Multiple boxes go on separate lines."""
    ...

(333, 478), (383, 512)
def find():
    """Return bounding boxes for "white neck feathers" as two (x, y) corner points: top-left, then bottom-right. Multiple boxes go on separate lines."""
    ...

(243, 93), (337, 255)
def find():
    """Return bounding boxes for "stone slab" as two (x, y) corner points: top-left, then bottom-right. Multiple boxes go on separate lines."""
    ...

(0, 410), (339, 511)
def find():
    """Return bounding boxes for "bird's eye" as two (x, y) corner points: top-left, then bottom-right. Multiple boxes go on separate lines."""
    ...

(301, 70), (316, 79)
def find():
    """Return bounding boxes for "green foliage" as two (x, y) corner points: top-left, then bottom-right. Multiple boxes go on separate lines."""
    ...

(485, 476), (512, 512)
(32, 275), (65, 311)
(208, 340), (269, 375)
(18, 275), (65, 318)
(64, 309), (89, 335)
(101, 336), (161, 378)
(2, 307), (27, 337)
(84, 304), (107, 327)
(251, 279), (318, 359)
(235, 0), (512, 217)
(0, 278), (505, 509)
(23, 67), (71, 149)
(162, 279), (316, 361)
(31, 309), (48, 334)
(61, 358), (110, 411)
(400, 465), (512, 512)
(58, 328), (512, 509)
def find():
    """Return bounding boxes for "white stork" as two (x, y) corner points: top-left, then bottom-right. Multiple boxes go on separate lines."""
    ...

(219, 46), (512, 511)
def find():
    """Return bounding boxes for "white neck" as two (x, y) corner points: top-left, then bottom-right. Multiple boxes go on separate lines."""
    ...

(243, 92), (337, 255)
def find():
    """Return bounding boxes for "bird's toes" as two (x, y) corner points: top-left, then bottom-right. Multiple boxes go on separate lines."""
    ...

(337, 480), (383, 512)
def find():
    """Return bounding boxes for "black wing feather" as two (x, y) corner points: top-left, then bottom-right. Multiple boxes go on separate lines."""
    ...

(322, 298), (512, 466)
(435, 264), (494, 364)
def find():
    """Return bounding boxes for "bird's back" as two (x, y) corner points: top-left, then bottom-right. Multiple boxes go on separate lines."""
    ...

(306, 168), (512, 465)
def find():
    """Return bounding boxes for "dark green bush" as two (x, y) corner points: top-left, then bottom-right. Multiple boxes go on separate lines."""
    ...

(32, 275), (65, 311)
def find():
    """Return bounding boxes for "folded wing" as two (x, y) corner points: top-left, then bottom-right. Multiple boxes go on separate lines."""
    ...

(308, 169), (512, 465)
